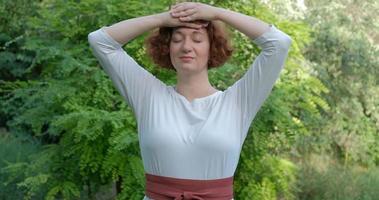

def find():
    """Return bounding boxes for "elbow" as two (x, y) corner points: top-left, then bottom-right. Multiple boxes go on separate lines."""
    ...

(278, 34), (292, 51)
(88, 28), (103, 46)
(284, 35), (292, 47)
(87, 31), (96, 46)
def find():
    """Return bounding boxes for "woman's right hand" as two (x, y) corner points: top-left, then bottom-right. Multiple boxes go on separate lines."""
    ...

(158, 11), (206, 29)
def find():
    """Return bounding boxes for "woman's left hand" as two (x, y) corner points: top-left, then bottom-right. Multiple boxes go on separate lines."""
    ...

(170, 2), (219, 23)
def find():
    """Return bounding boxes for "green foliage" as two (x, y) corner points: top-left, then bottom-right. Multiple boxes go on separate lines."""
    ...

(1, 0), (149, 197)
(0, 0), (377, 199)
(235, 153), (298, 199)
(300, 0), (379, 167)
(45, 181), (80, 200)
(0, 131), (47, 200)
(296, 154), (379, 200)
(0, 0), (39, 80)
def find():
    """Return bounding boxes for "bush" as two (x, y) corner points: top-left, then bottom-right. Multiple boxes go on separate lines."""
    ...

(0, 130), (46, 200)
(296, 154), (379, 200)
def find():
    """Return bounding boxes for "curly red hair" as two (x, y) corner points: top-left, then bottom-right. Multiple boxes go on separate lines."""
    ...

(144, 20), (234, 71)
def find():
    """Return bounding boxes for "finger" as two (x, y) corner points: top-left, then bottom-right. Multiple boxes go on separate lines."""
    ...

(183, 23), (202, 29)
(171, 5), (183, 12)
(179, 15), (196, 22)
(171, 2), (194, 13)
(172, 2), (187, 9)
(171, 8), (196, 17)
(171, 2), (181, 9)
(171, 2), (180, 9)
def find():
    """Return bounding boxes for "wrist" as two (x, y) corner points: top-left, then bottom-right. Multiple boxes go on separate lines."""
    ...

(213, 7), (225, 21)
(154, 12), (166, 27)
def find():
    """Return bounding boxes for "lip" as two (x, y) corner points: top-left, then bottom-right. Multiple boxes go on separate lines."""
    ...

(179, 56), (194, 62)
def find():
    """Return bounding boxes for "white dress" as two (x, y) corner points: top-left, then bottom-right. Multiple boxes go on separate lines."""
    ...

(88, 24), (292, 200)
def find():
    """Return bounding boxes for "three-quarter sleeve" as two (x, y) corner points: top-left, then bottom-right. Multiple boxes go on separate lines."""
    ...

(87, 26), (167, 121)
(226, 24), (292, 136)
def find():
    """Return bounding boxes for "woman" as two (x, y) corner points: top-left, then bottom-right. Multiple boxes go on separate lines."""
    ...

(88, 1), (292, 199)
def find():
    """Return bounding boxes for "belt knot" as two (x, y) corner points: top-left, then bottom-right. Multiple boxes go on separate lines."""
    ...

(174, 191), (206, 200)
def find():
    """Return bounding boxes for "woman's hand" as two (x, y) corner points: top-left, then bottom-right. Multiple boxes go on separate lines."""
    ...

(169, 2), (219, 23)
(158, 11), (205, 29)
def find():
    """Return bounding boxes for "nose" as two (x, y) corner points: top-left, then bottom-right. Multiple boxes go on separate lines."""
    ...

(181, 39), (192, 53)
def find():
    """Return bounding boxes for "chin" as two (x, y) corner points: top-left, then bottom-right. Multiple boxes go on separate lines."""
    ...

(175, 64), (196, 72)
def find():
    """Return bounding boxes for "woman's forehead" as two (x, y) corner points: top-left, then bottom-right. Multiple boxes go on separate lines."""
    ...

(173, 27), (207, 35)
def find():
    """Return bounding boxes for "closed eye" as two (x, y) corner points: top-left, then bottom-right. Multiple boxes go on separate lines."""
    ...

(172, 40), (202, 43)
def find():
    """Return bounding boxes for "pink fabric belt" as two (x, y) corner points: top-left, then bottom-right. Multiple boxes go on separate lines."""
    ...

(145, 173), (234, 200)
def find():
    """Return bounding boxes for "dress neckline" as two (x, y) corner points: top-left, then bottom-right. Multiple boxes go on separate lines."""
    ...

(169, 85), (223, 104)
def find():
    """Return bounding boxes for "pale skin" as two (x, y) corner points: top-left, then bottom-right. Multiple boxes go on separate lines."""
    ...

(103, 2), (271, 102)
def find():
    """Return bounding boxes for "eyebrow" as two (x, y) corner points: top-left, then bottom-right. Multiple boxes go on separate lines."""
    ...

(173, 30), (204, 35)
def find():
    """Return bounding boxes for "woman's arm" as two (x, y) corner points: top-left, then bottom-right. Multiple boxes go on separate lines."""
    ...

(213, 7), (271, 40)
(102, 10), (205, 45)
(87, 6), (206, 121)
(87, 25), (168, 120)
(103, 13), (164, 45)
(214, 8), (292, 137)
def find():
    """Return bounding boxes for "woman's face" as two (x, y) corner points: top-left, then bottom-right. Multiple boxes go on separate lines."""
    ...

(169, 27), (210, 73)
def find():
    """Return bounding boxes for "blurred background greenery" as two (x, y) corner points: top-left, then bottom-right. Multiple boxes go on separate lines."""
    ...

(0, 0), (378, 199)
